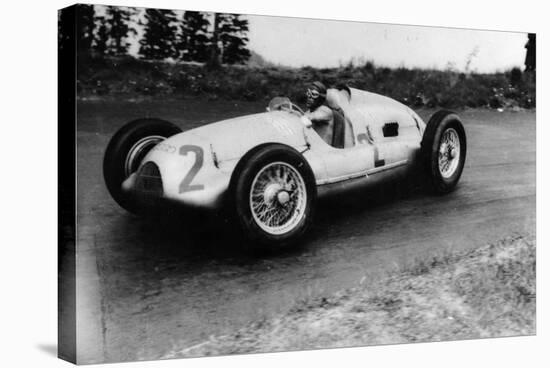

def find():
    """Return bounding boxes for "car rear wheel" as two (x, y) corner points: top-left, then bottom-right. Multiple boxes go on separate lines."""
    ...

(103, 119), (181, 213)
(230, 144), (317, 250)
(421, 110), (467, 194)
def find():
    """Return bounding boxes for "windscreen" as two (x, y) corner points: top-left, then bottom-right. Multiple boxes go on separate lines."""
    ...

(267, 97), (291, 112)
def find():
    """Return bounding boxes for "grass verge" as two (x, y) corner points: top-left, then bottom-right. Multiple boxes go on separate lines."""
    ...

(78, 55), (535, 109)
(166, 235), (535, 358)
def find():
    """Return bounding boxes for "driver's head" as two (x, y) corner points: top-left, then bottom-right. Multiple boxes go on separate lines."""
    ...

(306, 81), (327, 109)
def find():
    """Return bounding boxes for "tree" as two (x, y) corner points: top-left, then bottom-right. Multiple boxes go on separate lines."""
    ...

(219, 14), (251, 65)
(93, 16), (109, 55)
(104, 6), (137, 56)
(207, 13), (251, 67)
(180, 11), (211, 62)
(76, 4), (95, 52)
(206, 13), (222, 69)
(139, 9), (179, 60)
(524, 33), (536, 72)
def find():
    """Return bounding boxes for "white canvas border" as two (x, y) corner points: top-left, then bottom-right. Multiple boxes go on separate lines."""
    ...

(1, 0), (545, 367)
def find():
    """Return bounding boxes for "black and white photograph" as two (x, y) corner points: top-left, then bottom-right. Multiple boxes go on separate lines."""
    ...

(56, 1), (538, 365)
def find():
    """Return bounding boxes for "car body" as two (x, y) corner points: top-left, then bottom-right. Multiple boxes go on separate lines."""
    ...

(104, 86), (466, 248)
(123, 88), (425, 207)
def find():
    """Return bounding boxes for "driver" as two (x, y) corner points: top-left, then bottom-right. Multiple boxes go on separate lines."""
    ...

(304, 81), (334, 145)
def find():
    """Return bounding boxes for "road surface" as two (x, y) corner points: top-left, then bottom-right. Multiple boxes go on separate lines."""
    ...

(74, 99), (535, 363)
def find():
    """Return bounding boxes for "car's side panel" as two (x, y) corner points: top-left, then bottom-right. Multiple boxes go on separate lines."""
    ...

(348, 88), (425, 142)
(315, 145), (375, 185)
(307, 89), (425, 197)
(316, 162), (411, 198)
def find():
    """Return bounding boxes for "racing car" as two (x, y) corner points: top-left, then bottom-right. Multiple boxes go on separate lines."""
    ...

(103, 86), (466, 249)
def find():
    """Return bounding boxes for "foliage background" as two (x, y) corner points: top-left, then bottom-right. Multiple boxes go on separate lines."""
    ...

(78, 55), (536, 109)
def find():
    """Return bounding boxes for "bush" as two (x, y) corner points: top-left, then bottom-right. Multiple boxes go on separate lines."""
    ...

(77, 55), (536, 109)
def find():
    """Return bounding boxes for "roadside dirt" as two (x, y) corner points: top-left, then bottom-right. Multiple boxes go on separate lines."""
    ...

(171, 235), (535, 357)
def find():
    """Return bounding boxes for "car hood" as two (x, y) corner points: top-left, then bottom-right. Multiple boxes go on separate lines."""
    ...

(162, 111), (309, 163)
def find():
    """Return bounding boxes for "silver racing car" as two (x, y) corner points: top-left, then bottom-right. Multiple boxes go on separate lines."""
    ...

(103, 86), (466, 248)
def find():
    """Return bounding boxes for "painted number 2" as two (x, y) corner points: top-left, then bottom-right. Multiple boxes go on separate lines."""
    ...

(179, 145), (205, 193)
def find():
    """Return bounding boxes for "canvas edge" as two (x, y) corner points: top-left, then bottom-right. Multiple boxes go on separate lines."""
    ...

(58, 3), (78, 365)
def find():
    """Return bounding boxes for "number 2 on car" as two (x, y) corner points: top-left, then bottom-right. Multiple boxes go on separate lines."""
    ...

(179, 145), (205, 193)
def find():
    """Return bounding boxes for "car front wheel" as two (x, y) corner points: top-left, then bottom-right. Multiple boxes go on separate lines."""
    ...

(230, 144), (317, 250)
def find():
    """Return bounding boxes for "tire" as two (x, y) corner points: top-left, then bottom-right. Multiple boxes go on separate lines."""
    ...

(103, 118), (182, 213)
(229, 144), (317, 250)
(421, 110), (467, 194)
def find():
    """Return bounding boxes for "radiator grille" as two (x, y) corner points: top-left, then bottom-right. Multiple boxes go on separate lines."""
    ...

(135, 162), (163, 197)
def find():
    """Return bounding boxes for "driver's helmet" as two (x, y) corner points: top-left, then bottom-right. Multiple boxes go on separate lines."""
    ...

(306, 81), (327, 109)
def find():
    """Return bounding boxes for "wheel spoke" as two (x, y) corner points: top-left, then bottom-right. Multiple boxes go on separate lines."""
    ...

(249, 162), (307, 235)
(438, 128), (460, 179)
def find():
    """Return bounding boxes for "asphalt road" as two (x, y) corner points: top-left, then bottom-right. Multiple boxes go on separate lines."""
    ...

(75, 99), (535, 364)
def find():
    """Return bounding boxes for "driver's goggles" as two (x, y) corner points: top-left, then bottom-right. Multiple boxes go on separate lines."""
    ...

(306, 89), (320, 99)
